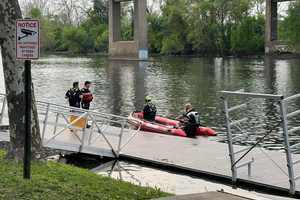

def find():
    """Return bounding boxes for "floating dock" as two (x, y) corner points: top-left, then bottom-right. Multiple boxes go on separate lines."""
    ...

(0, 92), (300, 197)
(1, 124), (300, 197)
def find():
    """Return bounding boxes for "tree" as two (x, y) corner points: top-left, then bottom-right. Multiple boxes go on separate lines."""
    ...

(160, 0), (189, 55)
(0, 0), (41, 160)
(231, 15), (265, 54)
(282, 1), (300, 51)
(92, 0), (108, 24)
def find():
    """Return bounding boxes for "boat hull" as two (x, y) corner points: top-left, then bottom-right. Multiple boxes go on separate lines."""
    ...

(128, 112), (216, 137)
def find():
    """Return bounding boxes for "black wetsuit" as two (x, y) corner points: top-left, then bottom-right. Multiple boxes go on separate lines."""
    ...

(81, 88), (93, 110)
(183, 109), (200, 138)
(65, 87), (81, 108)
(143, 102), (157, 121)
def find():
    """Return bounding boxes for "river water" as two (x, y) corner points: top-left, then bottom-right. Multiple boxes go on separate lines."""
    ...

(1, 55), (300, 148)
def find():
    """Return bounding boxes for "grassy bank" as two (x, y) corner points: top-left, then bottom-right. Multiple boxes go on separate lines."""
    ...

(0, 151), (170, 200)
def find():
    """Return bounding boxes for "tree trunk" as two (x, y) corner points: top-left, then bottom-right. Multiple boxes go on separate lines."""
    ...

(0, 0), (41, 160)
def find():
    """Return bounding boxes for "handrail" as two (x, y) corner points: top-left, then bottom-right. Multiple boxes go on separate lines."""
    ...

(37, 100), (130, 121)
(219, 91), (283, 100)
(0, 93), (132, 122)
(220, 89), (300, 195)
(283, 93), (300, 103)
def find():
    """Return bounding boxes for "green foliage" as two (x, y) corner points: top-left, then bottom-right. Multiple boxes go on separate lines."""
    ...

(62, 26), (94, 53)
(156, 0), (265, 55)
(27, 5), (108, 54)
(160, 0), (189, 55)
(93, 0), (108, 24)
(0, 150), (170, 200)
(29, 8), (42, 19)
(148, 14), (164, 53)
(121, 16), (134, 41)
(281, 2), (300, 51)
(28, 0), (300, 55)
(230, 15), (265, 54)
(187, 1), (221, 54)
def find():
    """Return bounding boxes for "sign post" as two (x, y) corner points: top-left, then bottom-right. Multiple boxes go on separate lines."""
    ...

(16, 19), (40, 179)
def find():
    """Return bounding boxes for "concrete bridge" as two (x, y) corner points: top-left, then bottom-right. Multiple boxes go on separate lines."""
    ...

(265, 0), (296, 54)
(108, 0), (297, 59)
(109, 0), (147, 60)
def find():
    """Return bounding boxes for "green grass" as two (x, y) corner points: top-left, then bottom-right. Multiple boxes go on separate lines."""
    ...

(0, 151), (171, 200)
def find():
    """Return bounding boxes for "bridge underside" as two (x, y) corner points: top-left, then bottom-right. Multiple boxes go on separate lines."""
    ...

(109, 0), (148, 60)
(108, 0), (294, 58)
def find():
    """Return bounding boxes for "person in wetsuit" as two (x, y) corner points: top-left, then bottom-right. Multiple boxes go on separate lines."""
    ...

(179, 103), (200, 138)
(65, 82), (81, 108)
(80, 81), (93, 110)
(143, 96), (157, 121)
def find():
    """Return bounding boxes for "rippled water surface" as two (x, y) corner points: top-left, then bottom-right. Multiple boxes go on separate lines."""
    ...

(1, 55), (300, 148)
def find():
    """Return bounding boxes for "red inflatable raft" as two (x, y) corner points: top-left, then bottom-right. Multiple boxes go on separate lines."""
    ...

(128, 112), (216, 137)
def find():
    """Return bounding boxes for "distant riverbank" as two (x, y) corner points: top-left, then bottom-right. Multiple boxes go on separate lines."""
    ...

(39, 51), (300, 60)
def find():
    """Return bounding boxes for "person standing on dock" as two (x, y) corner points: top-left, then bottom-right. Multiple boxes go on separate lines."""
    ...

(65, 81), (81, 108)
(178, 103), (200, 138)
(143, 96), (157, 121)
(80, 81), (93, 110)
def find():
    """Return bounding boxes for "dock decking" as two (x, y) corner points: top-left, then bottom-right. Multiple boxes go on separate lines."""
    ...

(1, 124), (300, 196)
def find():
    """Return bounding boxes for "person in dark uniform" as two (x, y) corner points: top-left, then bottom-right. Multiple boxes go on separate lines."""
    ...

(65, 82), (81, 108)
(143, 96), (157, 121)
(178, 103), (200, 138)
(80, 81), (93, 110)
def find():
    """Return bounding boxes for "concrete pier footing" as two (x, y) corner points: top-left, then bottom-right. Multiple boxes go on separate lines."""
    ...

(265, 0), (278, 54)
(109, 0), (148, 60)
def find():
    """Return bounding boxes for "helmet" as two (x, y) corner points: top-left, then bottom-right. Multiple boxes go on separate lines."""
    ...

(145, 96), (152, 102)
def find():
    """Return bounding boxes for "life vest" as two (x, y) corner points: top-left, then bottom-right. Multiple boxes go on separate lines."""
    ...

(147, 103), (157, 115)
(143, 102), (157, 121)
(67, 88), (80, 101)
(82, 93), (93, 102)
(186, 110), (200, 126)
(68, 88), (78, 97)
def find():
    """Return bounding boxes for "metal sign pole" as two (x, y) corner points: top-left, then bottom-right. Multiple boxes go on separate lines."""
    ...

(23, 59), (32, 179)
(16, 19), (39, 179)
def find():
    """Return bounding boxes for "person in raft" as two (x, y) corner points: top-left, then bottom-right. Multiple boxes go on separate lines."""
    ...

(65, 81), (82, 108)
(177, 103), (200, 138)
(143, 96), (157, 121)
(80, 81), (93, 110)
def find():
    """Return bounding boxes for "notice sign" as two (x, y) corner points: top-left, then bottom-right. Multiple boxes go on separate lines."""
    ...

(16, 20), (40, 60)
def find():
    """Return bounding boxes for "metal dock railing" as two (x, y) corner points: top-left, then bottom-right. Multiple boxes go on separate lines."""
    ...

(220, 90), (300, 195)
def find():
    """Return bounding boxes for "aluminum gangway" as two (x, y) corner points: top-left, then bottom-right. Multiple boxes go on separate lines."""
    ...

(0, 93), (142, 158)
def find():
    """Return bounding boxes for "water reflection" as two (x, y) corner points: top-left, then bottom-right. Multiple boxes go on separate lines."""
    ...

(1, 55), (300, 147)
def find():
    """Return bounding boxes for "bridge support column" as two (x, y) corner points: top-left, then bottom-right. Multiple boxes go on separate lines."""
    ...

(109, 0), (148, 60)
(265, 0), (278, 54)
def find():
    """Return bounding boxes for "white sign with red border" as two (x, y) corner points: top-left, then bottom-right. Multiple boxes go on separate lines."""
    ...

(16, 19), (40, 60)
